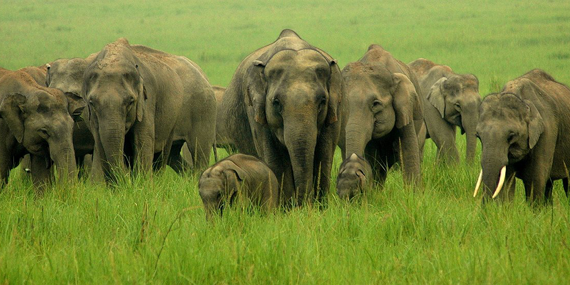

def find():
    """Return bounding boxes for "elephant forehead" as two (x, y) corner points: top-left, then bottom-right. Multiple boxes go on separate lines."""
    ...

(265, 49), (329, 70)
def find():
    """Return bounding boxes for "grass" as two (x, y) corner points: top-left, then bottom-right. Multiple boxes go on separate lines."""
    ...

(1, 0), (570, 283)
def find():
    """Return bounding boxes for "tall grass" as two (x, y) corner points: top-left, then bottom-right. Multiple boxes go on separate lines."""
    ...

(1, 0), (570, 283)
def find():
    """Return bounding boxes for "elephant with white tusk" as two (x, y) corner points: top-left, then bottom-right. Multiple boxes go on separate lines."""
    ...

(474, 69), (570, 204)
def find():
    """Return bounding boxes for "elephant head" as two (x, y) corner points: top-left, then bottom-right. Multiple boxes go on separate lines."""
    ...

(83, 39), (147, 176)
(425, 71), (481, 162)
(246, 31), (343, 203)
(473, 88), (544, 200)
(341, 61), (421, 157)
(0, 83), (83, 182)
(336, 153), (373, 200)
(47, 58), (90, 101)
(198, 159), (246, 220)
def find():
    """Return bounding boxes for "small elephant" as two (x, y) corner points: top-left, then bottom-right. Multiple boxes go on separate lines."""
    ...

(473, 69), (570, 204)
(223, 29), (346, 205)
(0, 69), (83, 189)
(340, 44), (423, 187)
(408, 58), (481, 164)
(198, 154), (279, 220)
(336, 153), (373, 200)
(83, 38), (216, 182)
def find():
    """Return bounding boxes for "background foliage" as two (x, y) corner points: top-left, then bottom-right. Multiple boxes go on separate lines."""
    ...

(1, 0), (570, 283)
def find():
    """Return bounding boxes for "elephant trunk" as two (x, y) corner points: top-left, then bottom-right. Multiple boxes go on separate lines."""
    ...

(49, 137), (77, 183)
(99, 122), (126, 175)
(344, 121), (372, 157)
(284, 119), (317, 205)
(477, 145), (508, 200)
(461, 100), (480, 163)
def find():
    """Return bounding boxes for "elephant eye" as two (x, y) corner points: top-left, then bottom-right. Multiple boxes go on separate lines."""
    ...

(38, 128), (49, 138)
(372, 100), (382, 108)
(272, 97), (282, 113)
(507, 132), (516, 142)
(454, 102), (461, 109)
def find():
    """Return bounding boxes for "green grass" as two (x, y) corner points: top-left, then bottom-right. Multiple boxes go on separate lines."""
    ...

(2, 0), (570, 283)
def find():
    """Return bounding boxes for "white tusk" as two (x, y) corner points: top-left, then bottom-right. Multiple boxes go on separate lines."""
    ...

(473, 170), (483, 197)
(492, 166), (507, 199)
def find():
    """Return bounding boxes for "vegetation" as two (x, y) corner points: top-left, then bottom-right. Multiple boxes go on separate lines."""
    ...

(1, 0), (570, 283)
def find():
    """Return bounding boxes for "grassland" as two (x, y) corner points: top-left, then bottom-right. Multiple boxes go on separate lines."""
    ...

(1, 0), (570, 283)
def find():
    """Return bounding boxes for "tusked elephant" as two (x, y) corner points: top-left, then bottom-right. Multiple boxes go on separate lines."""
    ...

(83, 38), (216, 182)
(223, 29), (347, 205)
(473, 69), (570, 204)
(340, 44), (423, 187)
(0, 69), (83, 189)
(198, 153), (279, 220)
(336, 153), (373, 200)
(408, 58), (481, 164)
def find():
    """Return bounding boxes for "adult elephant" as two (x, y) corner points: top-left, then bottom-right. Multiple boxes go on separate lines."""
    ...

(409, 58), (480, 164)
(473, 69), (570, 204)
(340, 44), (423, 186)
(83, 38), (216, 182)
(46, 58), (95, 172)
(0, 69), (83, 189)
(223, 29), (346, 205)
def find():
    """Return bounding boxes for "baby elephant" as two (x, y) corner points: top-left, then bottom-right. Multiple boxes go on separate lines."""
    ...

(198, 154), (279, 220)
(336, 153), (373, 200)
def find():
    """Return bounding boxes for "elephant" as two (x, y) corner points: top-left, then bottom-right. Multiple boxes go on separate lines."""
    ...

(198, 153), (279, 220)
(0, 69), (83, 189)
(336, 153), (373, 200)
(473, 69), (570, 204)
(46, 58), (96, 174)
(340, 44), (423, 187)
(223, 29), (347, 205)
(408, 58), (481, 164)
(83, 38), (216, 182)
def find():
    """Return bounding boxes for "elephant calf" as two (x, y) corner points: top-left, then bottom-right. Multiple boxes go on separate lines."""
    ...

(336, 153), (373, 200)
(198, 154), (279, 220)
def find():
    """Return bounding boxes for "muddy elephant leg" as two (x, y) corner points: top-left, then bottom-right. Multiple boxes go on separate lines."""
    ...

(30, 154), (52, 193)
(186, 124), (215, 169)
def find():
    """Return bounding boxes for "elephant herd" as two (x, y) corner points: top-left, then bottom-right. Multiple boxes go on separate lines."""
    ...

(2, 29), (570, 220)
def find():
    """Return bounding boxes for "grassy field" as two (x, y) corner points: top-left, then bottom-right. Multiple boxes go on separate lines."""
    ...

(1, 0), (570, 283)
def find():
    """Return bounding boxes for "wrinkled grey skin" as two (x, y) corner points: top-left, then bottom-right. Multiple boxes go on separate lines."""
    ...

(198, 154), (279, 220)
(409, 58), (481, 164)
(477, 69), (570, 204)
(223, 29), (347, 205)
(0, 69), (82, 190)
(46, 58), (95, 173)
(83, 38), (216, 182)
(336, 153), (373, 200)
(339, 44), (423, 187)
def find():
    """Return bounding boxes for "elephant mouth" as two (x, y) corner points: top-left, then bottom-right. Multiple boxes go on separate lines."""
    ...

(473, 166), (506, 199)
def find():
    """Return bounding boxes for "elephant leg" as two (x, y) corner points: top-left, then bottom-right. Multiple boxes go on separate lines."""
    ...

(90, 136), (106, 183)
(416, 122), (427, 163)
(186, 124), (215, 169)
(544, 179), (554, 205)
(133, 123), (155, 174)
(167, 141), (190, 174)
(76, 154), (85, 179)
(30, 155), (53, 193)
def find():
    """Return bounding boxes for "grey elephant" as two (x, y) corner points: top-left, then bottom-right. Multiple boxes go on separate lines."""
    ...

(198, 154), (279, 220)
(408, 58), (481, 164)
(223, 29), (347, 205)
(340, 44), (423, 187)
(336, 153), (373, 200)
(83, 38), (216, 182)
(46, 58), (96, 173)
(0, 69), (83, 189)
(473, 69), (570, 204)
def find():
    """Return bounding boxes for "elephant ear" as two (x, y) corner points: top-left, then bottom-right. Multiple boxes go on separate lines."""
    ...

(64, 92), (86, 122)
(248, 60), (268, 125)
(326, 59), (342, 124)
(135, 64), (147, 122)
(426, 77), (447, 118)
(0, 93), (27, 143)
(392, 73), (422, 129)
(525, 100), (544, 149)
